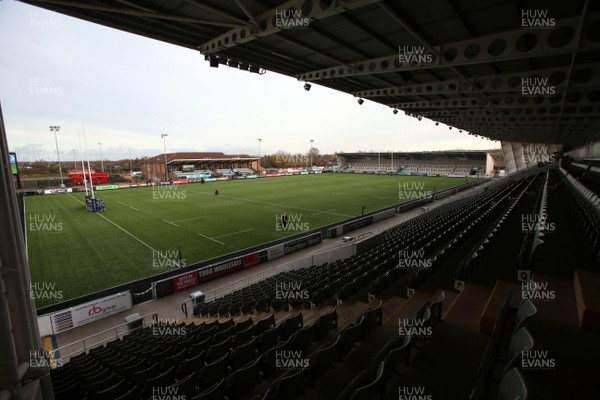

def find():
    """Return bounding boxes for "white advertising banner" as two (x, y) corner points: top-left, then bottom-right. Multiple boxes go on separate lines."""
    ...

(50, 291), (132, 334)
(267, 244), (285, 260)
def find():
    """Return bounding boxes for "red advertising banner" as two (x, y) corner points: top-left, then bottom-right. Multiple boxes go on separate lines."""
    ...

(243, 253), (260, 269)
(172, 272), (198, 292)
(172, 179), (190, 184)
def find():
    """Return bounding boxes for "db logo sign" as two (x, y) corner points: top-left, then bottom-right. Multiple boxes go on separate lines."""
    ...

(88, 305), (102, 316)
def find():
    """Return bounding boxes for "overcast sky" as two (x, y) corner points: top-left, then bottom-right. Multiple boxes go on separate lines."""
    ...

(0, 1), (498, 162)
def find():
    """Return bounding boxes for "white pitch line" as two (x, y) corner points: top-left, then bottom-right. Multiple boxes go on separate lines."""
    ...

(162, 219), (179, 227)
(198, 233), (225, 245)
(379, 196), (394, 199)
(67, 195), (179, 268)
(213, 228), (254, 239)
(173, 216), (207, 223)
(116, 201), (127, 206)
(185, 191), (352, 218)
(129, 206), (140, 211)
(313, 209), (335, 216)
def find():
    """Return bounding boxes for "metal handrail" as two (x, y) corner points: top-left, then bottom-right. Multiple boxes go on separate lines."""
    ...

(48, 311), (158, 363)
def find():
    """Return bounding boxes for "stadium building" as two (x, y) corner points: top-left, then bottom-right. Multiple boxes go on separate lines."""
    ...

(2, 1), (600, 400)
(141, 152), (260, 181)
(337, 150), (503, 176)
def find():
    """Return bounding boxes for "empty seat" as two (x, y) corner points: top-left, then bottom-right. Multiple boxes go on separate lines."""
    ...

(169, 372), (198, 399)
(192, 378), (227, 400)
(293, 321), (318, 351)
(198, 353), (230, 390)
(497, 368), (528, 400)
(269, 367), (308, 400)
(316, 307), (338, 340)
(226, 357), (261, 400)
(310, 335), (340, 385)
(231, 337), (258, 371)
(350, 361), (385, 400)
(340, 317), (365, 360)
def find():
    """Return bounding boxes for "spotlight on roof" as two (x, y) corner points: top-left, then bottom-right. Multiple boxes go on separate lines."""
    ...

(358, 98), (364, 105)
(417, 116), (422, 121)
(459, 130), (463, 133)
(393, 109), (398, 114)
(435, 122), (439, 126)
(449, 127), (452, 130)
(304, 83), (311, 91)
(227, 60), (239, 68)
(209, 56), (219, 68)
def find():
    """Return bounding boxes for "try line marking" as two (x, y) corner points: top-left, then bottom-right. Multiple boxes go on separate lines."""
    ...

(162, 219), (179, 227)
(198, 233), (225, 245)
(67, 195), (178, 268)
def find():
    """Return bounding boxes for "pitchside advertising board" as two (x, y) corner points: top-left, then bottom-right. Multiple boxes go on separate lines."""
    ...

(49, 292), (132, 334)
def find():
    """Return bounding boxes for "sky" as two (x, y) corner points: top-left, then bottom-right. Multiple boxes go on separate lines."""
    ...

(0, 1), (499, 162)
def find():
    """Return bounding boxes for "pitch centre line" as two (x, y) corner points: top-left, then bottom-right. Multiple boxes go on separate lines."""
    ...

(213, 228), (254, 238)
(162, 219), (179, 227)
(198, 233), (225, 245)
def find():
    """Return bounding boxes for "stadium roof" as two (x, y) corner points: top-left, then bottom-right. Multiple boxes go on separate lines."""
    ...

(338, 150), (488, 159)
(144, 152), (258, 164)
(22, 0), (599, 148)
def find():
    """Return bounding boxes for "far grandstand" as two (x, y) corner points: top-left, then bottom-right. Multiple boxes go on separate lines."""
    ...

(141, 152), (259, 182)
(337, 149), (504, 177)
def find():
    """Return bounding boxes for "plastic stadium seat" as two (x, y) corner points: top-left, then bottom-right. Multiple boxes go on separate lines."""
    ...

(340, 317), (365, 360)
(226, 357), (261, 400)
(513, 300), (537, 332)
(282, 311), (304, 339)
(178, 351), (205, 379)
(310, 335), (341, 385)
(198, 353), (230, 390)
(113, 386), (141, 400)
(169, 372), (198, 399)
(269, 367), (308, 400)
(231, 337), (258, 371)
(383, 335), (412, 379)
(350, 361), (385, 400)
(93, 379), (127, 400)
(316, 307), (338, 340)
(497, 368), (527, 400)
(235, 317), (253, 332)
(234, 325), (255, 347)
(206, 337), (233, 363)
(192, 379), (227, 400)
(255, 315), (276, 336)
(338, 370), (370, 400)
(292, 320), (318, 351)
(143, 366), (176, 398)
(259, 326), (280, 353)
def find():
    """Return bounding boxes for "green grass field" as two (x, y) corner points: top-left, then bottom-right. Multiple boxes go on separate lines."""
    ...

(25, 173), (474, 308)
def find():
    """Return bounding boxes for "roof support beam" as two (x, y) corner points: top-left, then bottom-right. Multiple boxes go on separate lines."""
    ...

(296, 13), (600, 81)
(198, 0), (381, 54)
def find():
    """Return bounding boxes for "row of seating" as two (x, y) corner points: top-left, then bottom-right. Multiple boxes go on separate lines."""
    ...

(457, 174), (536, 282)
(51, 307), (338, 400)
(559, 166), (600, 262)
